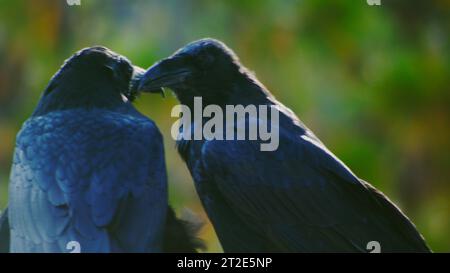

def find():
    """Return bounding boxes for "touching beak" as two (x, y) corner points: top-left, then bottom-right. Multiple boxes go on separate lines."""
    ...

(132, 65), (146, 80)
(129, 65), (157, 97)
(137, 57), (193, 96)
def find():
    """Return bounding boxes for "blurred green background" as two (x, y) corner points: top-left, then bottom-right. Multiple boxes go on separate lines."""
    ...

(0, 0), (449, 252)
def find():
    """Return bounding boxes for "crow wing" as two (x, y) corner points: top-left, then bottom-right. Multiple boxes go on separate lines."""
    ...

(200, 123), (430, 252)
(8, 108), (167, 253)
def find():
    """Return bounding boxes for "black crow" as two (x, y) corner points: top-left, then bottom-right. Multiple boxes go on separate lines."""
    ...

(137, 38), (431, 252)
(4, 46), (202, 253)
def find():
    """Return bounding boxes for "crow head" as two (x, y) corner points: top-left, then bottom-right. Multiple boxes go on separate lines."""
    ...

(34, 46), (146, 116)
(138, 38), (259, 106)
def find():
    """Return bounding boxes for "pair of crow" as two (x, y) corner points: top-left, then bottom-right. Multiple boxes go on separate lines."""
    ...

(0, 39), (430, 252)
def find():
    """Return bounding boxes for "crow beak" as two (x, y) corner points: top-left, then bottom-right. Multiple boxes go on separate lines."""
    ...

(137, 57), (192, 97)
(132, 65), (146, 80)
(128, 65), (163, 98)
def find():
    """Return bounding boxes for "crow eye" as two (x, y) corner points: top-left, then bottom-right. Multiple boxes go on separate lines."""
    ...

(114, 59), (132, 80)
(123, 62), (133, 78)
(104, 61), (131, 85)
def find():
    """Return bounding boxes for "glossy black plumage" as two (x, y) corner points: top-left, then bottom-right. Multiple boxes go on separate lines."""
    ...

(138, 38), (431, 252)
(5, 46), (201, 253)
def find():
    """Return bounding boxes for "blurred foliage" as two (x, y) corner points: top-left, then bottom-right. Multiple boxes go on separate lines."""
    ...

(0, 0), (449, 252)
